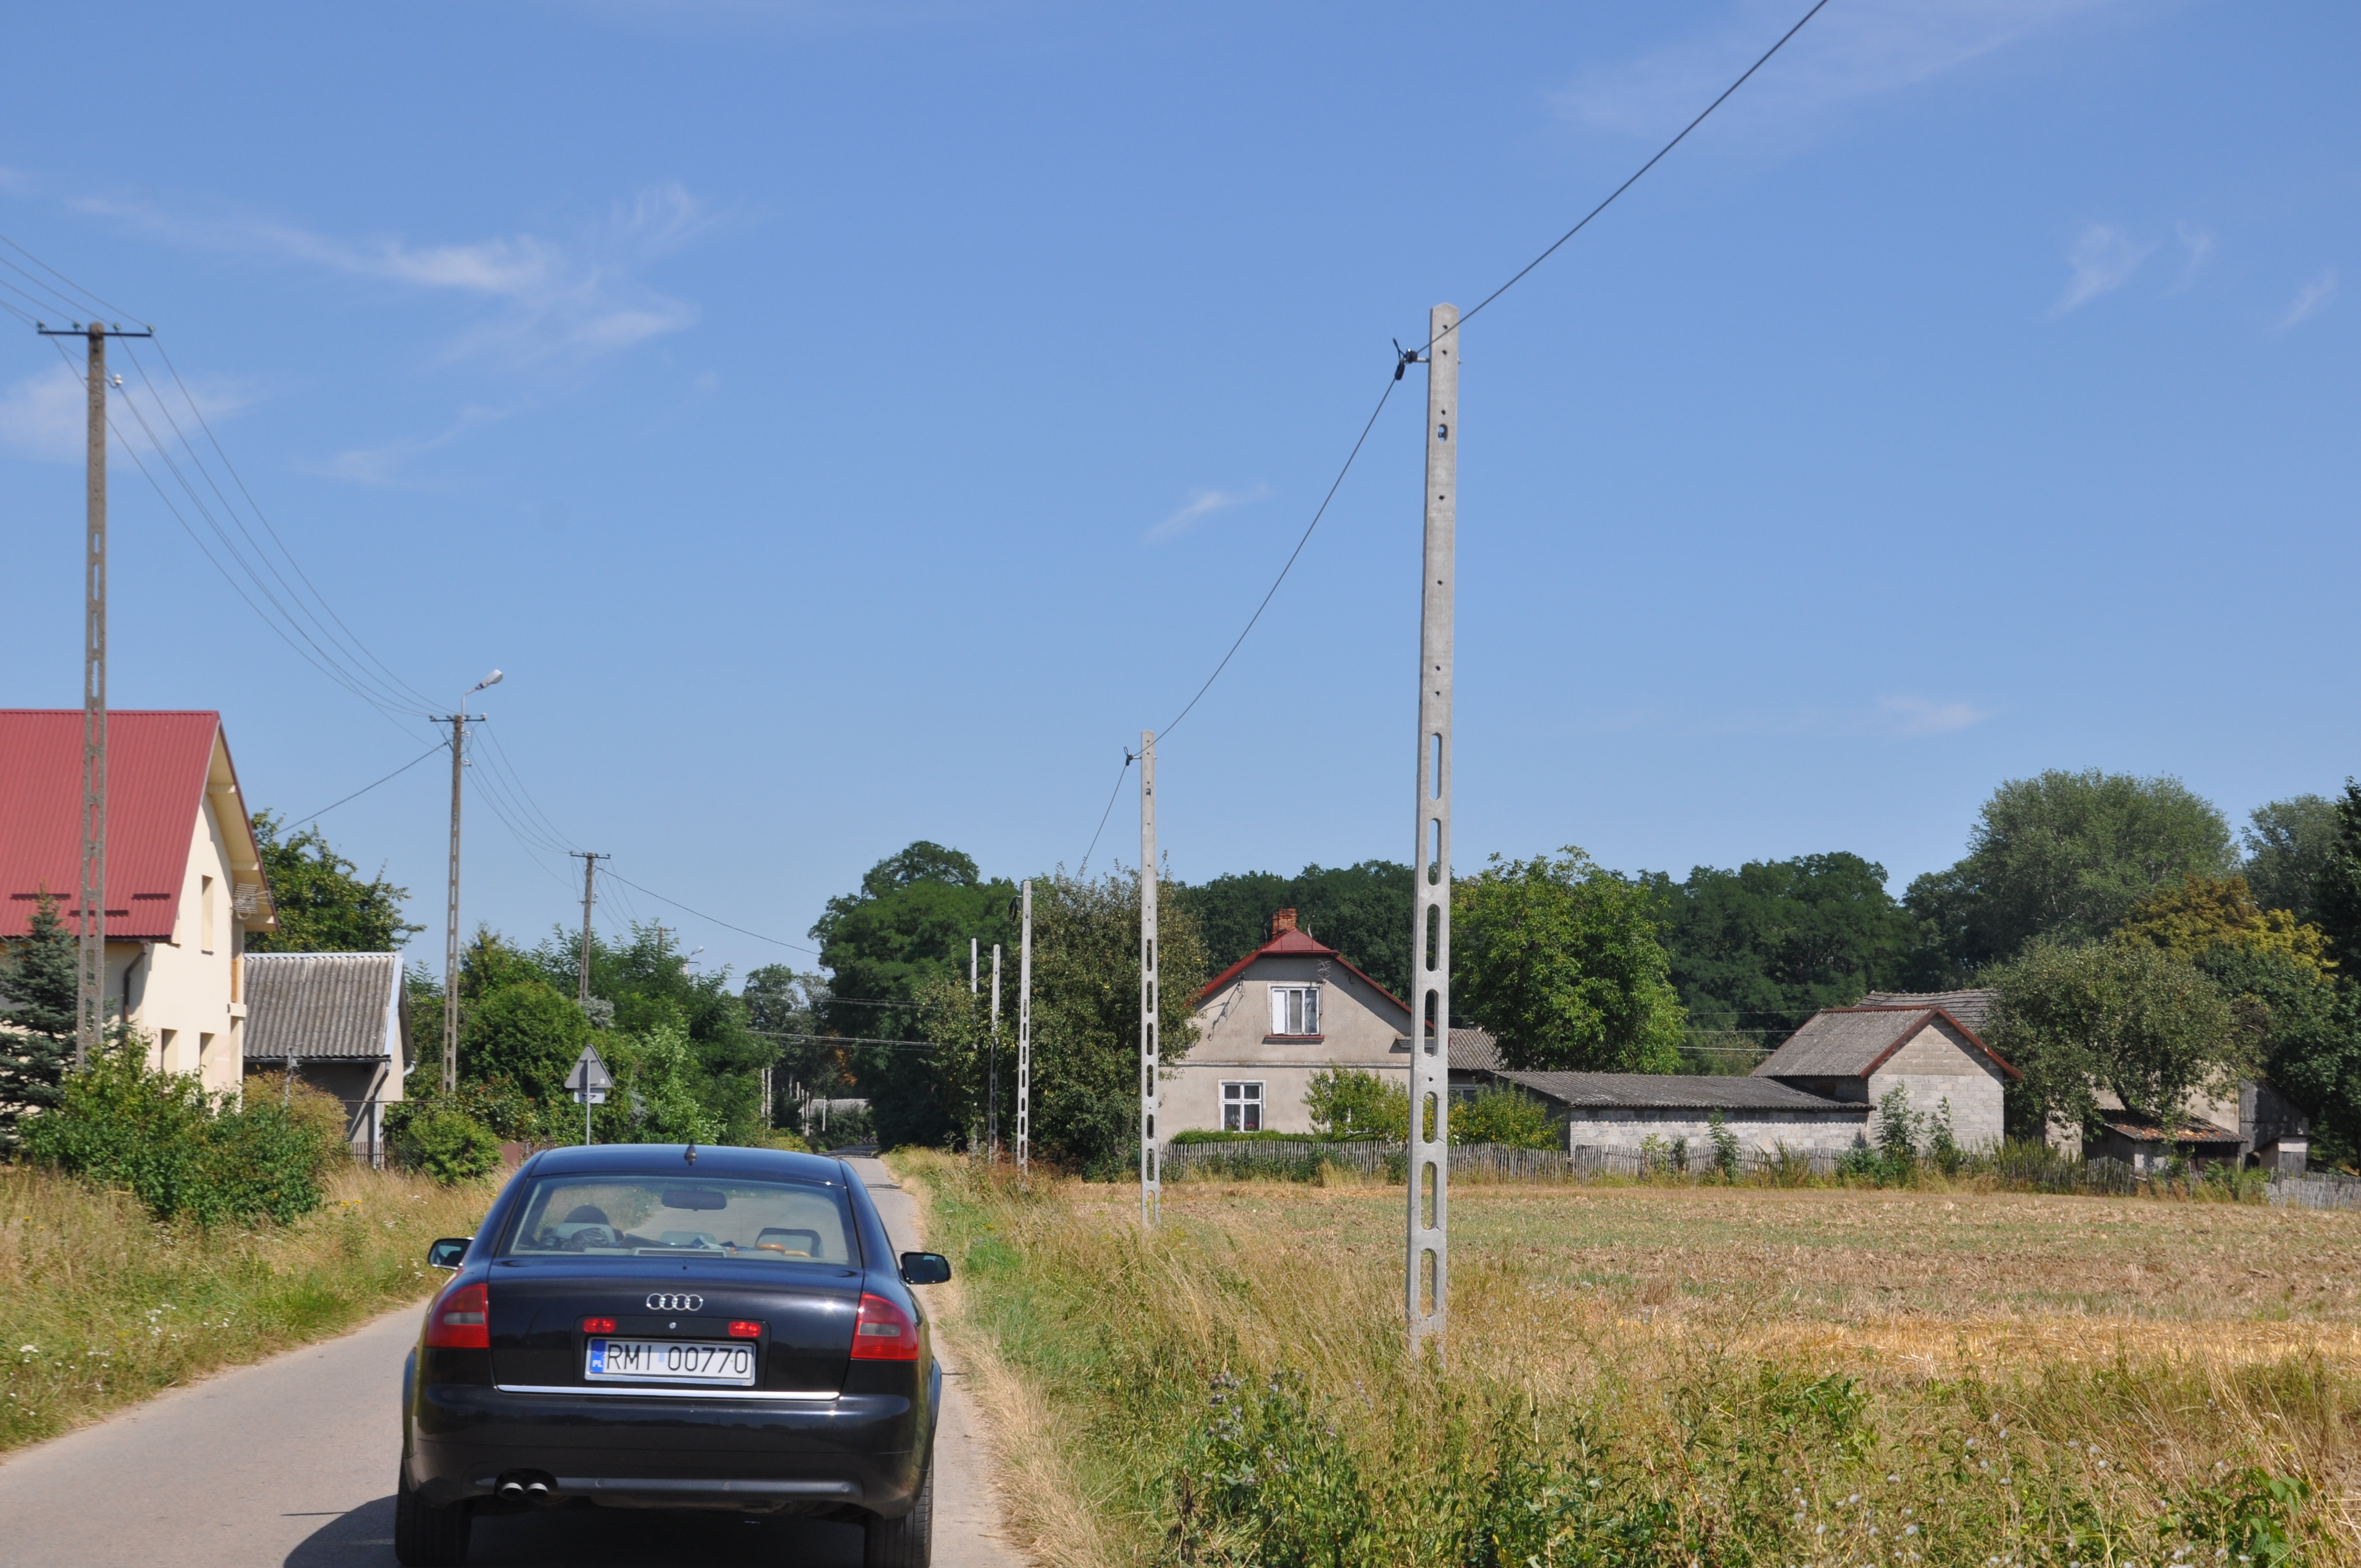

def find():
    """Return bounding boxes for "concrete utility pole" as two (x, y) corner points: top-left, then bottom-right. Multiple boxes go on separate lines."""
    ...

(1017, 879), (1032, 1179)
(1407, 305), (1458, 1351)
(570, 852), (607, 1007)
(970, 938), (978, 995)
(1138, 730), (1160, 1226)
(988, 943), (1002, 1159)
(37, 318), (150, 1068)
(437, 670), (502, 1094)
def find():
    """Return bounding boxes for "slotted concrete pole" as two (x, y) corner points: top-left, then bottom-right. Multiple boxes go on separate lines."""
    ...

(1139, 731), (1160, 1226)
(1408, 304), (1457, 1350)
(1017, 880), (1032, 1179)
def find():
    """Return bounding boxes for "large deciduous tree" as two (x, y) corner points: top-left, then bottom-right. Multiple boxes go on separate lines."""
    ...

(2242, 794), (2343, 925)
(2314, 780), (2361, 977)
(462, 978), (593, 1103)
(244, 812), (425, 952)
(1642, 852), (1917, 1036)
(1905, 770), (2237, 979)
(1981, 938), (2241, 1139)
(1451, 848), (1685, 1074)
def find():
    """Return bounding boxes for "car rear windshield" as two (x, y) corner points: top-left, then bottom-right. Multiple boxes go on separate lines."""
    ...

(499, 1175), (857, 1264)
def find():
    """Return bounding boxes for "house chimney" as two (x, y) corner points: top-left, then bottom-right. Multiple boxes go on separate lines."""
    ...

(1270, 908), (1298, 939)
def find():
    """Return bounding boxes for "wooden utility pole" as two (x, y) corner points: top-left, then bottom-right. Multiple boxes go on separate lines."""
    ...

(1408, 304), (1458, 1350)
(37, 318), (150, 1068)
(1017, 879), (1032, 1179)
(571, 852), (607, 1006)
(1138, 730), (1160, 1225)
(437, 671), (502, 1094)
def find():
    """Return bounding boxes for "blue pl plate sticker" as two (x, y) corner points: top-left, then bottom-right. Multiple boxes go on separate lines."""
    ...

(589, 1339), (608, 1375)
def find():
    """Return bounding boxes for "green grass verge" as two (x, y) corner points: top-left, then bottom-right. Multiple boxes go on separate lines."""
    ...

(0, 1161), (493, 1452)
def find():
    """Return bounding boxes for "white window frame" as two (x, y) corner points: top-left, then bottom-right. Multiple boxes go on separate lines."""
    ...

(1267, 983), (1321, 1037)
(1221, 1080), (1264, 1132)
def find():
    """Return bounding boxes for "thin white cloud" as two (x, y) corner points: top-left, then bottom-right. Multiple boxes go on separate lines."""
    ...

(2277, 268), (2337, 332)
(2164, 221), (2216, 295)
(2052, 222), (2155, 315)
(1144, 484), (1271, 544)
(1558, 0), (2125, 139)
(295, 406), (509, 487)
(1873, 694), (1992, 737)
(0, 362), (251, 462)
(0, 364), (85, 460)
(69, 182), (706, 369)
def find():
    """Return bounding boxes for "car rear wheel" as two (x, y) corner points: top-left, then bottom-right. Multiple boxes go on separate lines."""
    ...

(393, 1458), (472, 1566)
(863, 1462), (933, 1568)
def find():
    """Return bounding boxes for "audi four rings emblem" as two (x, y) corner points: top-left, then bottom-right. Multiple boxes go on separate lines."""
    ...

(646, 1293), (703, 1312)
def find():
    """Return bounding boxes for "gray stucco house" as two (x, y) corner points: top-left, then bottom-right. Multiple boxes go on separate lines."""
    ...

(242, 951), (411, 1163)
(1751, 999), (2019, 1148)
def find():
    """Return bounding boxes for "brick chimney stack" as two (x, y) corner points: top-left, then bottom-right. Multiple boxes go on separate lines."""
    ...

(1270, 908), (1299, 940)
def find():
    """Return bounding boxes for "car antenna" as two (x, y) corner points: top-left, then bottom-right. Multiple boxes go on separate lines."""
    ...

(684, 1141), (698, 1165)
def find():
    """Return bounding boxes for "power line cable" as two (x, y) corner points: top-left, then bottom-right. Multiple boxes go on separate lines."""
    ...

(1077, 750), (1135, 875)
(279, 741), (447, 827)
(1429, 0), (1831, 349)
(602, 870), (824, 957)
(0, 231), (133, 319)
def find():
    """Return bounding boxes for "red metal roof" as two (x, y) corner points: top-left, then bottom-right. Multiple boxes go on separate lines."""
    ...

(1198, 924), (1409, 1014)
(0, 711), (227, 940)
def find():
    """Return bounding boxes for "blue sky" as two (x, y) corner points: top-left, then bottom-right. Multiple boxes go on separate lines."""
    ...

(2, 1), (2354, 982)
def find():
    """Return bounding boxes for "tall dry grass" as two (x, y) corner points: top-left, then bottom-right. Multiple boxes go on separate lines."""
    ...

(0, 1159), (492, 1451)
(900, 1153), (2361, 1568)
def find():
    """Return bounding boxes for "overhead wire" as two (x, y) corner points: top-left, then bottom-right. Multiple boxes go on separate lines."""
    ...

(281, 741), (447, 827)
(601, 870), (823, 957)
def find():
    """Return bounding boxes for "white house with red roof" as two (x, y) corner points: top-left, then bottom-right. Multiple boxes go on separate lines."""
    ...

(1177, 909), (1415, 1136)
(0, 711), (276, 1095)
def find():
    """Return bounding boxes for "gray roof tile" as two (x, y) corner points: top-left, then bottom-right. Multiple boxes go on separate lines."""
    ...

(1492, 1070), (1863, 1113)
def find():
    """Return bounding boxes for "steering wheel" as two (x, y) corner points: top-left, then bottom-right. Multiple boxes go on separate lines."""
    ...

(562, 1225), (616, 1251)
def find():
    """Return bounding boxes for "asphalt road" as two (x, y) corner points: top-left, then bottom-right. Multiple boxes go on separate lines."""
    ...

(0, 1155), (1019, 1567)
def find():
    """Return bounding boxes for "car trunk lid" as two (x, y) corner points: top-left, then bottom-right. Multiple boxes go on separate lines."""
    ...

(487, 1259), (861, 1396)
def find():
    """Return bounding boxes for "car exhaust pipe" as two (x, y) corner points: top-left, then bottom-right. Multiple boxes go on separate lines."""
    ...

(526, 1479), (551, 1500)
(498, 1479), (526, 1500)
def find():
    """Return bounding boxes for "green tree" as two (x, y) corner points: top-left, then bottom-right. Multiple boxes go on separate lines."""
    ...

(1642, 852), (1917, 1037)
(2114, 875), (2336, 979)
(0, 891), (78, 1150)
(743, 965), (834, 1126)
(1304, 1066), (1407, 1140)
(810, 841), (1018, 1048)
(545, 921), (771, 1144)
(2196, 944), (2358, 1167)
(1024, 867), (1206, 1174)
(1452, 848), (1686, 1074)
(1178, 862), (1415, 999)
(2313, 780), (2361, 976)
(1451, 1086), (1558, 1148)
(1982, 938), (2241, 1139)
(462, 979), (592, 1103)
(1906, 770), (2238, 979)
(244, 812), (424, 952)
(2243, 794), (2343, 924)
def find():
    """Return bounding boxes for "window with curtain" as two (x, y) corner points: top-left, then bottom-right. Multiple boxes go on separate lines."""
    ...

(1267, 984), (1320, 1036)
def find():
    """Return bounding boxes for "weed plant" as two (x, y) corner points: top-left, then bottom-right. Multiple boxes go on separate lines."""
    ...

(901, 1154), (2357, 1568)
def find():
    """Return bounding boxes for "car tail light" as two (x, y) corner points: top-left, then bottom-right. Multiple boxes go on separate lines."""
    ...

(426, 1281), (489, 1349)
(581, 1316), (616, 1335)
(850, 1293), (918, 1361)
(727, 1320), (763, 1339)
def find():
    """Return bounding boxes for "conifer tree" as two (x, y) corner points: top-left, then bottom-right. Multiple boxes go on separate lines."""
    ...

(0, 892), (78, 1148)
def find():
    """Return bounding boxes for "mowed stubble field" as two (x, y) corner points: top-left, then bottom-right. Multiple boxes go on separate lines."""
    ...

(918, 1160), (2361, 1566)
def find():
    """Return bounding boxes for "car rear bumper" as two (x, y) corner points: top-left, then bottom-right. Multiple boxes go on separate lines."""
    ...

(407, 1375), (934, 1514)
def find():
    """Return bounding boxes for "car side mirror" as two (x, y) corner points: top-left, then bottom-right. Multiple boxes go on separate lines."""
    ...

(899, 1251), (951, 1286)
(427, 1237), (471, 1271)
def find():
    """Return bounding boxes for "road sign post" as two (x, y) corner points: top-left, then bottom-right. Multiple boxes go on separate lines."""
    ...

(566, 1044), (614, 1146)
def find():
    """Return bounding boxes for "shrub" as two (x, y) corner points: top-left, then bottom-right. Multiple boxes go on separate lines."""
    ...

(21, 1038), (346, 1224)
(390, 1106), (503, 1183)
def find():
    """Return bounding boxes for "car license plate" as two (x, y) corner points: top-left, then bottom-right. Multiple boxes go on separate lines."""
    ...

(585, 1338), (757, 1387)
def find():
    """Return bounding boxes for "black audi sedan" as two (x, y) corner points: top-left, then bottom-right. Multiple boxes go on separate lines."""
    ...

(395, 1143), (950, 1567)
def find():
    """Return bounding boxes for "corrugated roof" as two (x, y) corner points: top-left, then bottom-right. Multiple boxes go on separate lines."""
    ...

(1448, 1027), (1502, 1071)
(2094, 1109), (2240, 1145)
(1755, 1004), (2020, 1082)
(0, 711), (236, 940)
(243, 952), (403, 1061)
(1493, 1070), (1864, 1113)
(1859, 989), (1999, 1031)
